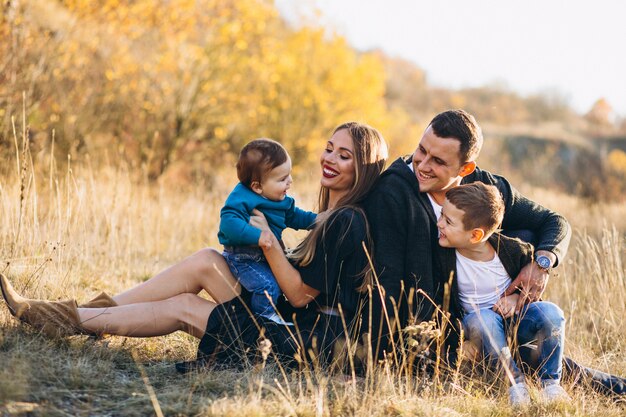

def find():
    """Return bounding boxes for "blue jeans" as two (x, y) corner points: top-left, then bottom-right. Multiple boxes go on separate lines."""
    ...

(223, 247), (281, 320)
(462, 301), (565, 384)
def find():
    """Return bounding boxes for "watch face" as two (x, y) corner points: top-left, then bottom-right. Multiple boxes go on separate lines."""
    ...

(537, 255), (551, 269)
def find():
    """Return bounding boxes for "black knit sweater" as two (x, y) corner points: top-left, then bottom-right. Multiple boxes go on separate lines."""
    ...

(361, 156), (571, 358)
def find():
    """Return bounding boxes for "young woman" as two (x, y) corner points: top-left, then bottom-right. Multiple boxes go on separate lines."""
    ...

(1, 122), (388, 369)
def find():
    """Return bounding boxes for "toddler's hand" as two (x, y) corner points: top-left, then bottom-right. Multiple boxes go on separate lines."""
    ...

(258, 230), (273, 250)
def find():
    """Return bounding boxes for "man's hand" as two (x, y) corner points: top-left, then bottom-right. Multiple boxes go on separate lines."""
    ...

(493, 294), (519, 319)
(503, 250), (554, 311)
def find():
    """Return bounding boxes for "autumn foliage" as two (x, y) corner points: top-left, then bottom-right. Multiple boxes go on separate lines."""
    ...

(2, 0), (626, 200)
(1, 0), (404, 180)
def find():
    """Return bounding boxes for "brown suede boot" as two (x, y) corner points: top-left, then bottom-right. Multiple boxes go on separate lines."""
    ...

(0, 273), (91, 338)
(79, 292), (117, 309)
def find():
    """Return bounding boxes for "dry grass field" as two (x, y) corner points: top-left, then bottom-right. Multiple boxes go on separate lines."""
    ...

(1, 135), (626, 416)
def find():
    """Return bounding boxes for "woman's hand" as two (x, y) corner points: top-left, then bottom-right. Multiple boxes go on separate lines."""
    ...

(258, 230), (274, 250)
(249, 210), (319, 306)
(250, 209), (270, 231)
(251, 209), (276, 250)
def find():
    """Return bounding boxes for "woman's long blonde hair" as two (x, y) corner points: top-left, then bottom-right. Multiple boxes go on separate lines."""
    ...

(289, 122), (388, 291)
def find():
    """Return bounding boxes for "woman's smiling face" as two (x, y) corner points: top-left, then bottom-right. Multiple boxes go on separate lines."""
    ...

(320, 128), (356, 196)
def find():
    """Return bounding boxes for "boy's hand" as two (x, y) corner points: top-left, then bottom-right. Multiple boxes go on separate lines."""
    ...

(493, 294), (519, 318)
(258, 230), (273, 250)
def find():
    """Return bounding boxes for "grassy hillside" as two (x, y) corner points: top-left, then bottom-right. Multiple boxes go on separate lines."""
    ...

(1, 134), (625, 416)
(2, 1), (626, 415)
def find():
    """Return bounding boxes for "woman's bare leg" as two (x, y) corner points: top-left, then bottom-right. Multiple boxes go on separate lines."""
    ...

(79, 293), (216, 339)
(112, 248), (240, 306)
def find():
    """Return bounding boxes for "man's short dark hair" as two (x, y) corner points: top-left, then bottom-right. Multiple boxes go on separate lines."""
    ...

(445, 182), (504, 236)
(236, 138), (288, 187)
(430, 109), (483, 162)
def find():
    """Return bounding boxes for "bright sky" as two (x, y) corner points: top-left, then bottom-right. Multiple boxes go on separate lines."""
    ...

(277, 0), (626, 117)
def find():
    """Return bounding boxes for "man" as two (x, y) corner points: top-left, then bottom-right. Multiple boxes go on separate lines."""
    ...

(362, 109), (571, 360)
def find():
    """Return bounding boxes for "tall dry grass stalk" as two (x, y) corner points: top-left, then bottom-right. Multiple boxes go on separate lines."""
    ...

(1, 128), (227, 298)
(1, 125), (626, 415)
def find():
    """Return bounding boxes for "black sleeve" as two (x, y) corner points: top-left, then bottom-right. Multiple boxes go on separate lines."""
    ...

(365, 188), (410, 305)
(518, 241), (534, 272)
(297, 209), (367, 295)
(464, 168), (571, 266)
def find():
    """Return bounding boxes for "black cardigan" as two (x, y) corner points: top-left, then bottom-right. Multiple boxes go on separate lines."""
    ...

(362, 156), (571, 358)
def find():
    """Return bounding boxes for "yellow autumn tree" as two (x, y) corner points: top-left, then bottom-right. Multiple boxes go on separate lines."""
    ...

(607, 149), (626, 176)
(585, 98), (615, 136)
(1, 0), (416, 180)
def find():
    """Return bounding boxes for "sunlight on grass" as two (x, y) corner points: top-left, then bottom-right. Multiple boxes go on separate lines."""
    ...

(1, 129), (625, 415)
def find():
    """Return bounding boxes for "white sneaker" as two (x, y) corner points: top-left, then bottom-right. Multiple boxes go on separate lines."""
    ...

(508, 382), (531, 407)
(541, 382), (570, 403)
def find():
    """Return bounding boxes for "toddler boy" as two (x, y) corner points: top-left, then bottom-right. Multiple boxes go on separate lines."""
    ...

(219, 138), (316, 322)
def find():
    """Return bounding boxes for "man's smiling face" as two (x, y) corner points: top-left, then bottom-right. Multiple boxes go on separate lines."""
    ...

(411, 125), (474, 201)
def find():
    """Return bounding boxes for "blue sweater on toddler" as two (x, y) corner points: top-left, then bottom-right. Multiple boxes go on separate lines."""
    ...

(218, 182), (317, 246)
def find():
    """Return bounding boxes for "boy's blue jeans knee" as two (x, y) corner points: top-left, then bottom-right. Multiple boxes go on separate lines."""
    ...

(462, 301), (565, 384)
(223, 247), (281, 319)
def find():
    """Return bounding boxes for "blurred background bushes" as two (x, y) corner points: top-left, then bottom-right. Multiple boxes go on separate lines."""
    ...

(2, 0), (626, 199)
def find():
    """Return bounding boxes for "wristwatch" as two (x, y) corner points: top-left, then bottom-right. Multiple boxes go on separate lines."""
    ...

(535, 254), (553, 271)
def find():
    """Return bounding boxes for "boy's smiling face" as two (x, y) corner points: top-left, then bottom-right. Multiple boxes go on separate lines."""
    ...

(437, 198), (477, 249)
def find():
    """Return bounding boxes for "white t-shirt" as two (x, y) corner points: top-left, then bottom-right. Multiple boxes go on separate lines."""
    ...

(456, 250), (512, 314)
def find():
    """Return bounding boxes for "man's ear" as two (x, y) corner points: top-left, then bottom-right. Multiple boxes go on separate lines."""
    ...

(458, 161), (476, 178)
(470, 227), (485, 243)
(250, 181), (263, 195)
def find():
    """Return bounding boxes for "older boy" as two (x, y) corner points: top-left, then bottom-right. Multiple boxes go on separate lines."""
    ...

(438, 183), (569, 405)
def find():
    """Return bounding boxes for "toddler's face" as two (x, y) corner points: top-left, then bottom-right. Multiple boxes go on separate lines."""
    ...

(437, 199), (474, 249)
(259, 158), (293, 201)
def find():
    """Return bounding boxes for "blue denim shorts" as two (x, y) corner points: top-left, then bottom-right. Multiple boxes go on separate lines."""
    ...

(223, 246), (282, 320)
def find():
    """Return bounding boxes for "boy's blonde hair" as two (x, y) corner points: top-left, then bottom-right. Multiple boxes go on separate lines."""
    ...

(445, 183), (504, 236)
